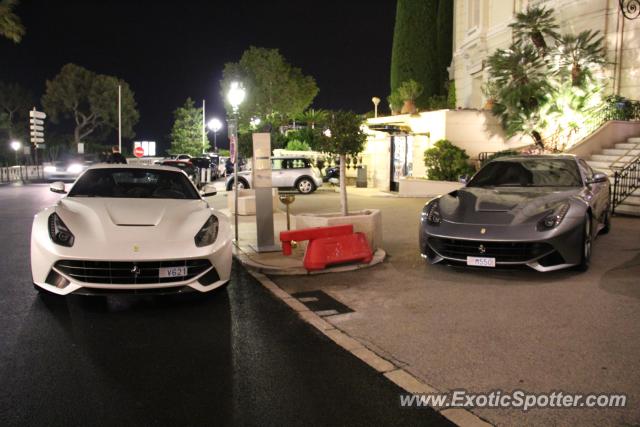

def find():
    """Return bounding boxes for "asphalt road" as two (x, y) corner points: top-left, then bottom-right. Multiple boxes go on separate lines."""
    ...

(0, 183), (452, 427)
(267, 190), (640, 426)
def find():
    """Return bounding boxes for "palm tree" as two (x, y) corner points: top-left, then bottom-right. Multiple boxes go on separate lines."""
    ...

(509, 5), (560, 55)
(297, 108), (328, 129)
(0, 0), (25, 43)
(487, 43), (550, 149)
(551, 30), (606, 87)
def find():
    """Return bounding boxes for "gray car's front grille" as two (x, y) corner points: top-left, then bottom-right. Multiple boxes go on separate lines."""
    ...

(427, 237), (553, 263)
(54, 259), (212, 284)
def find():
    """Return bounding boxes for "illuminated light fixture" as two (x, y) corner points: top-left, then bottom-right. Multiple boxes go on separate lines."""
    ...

(227, 82), (246, 112)
(10, 140), (21, 151)
(207, 118), (222, 132)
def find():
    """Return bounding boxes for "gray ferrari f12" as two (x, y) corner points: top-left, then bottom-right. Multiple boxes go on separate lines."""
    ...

(419, 155), (610, 272)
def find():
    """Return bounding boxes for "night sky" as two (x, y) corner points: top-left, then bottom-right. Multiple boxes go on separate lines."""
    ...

(0, 0), (396, 154)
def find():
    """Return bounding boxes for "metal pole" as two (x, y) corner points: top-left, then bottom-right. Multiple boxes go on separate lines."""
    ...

(118, 85), (122, 153)
(213, 131), (217, 152)
(202, 99), (206, 154)
(233, 114), (239, 243)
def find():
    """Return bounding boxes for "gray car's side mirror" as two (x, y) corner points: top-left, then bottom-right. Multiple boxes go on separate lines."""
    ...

(458, 175), (468, 185)
(587, 172), (608, 184)
(50, 181), (66, 194)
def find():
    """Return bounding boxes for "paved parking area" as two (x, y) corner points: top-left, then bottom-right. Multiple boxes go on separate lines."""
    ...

(244, 190), (640, 426)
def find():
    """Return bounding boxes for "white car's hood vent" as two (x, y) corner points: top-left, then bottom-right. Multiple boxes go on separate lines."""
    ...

(106, 203), (165, 226)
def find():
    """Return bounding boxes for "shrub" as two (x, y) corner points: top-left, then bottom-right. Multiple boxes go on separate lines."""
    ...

(398, 79), (424, 102)
(424, 139), (475, 181)
(285, 140), (311, 151)
(387, 90), (403, 114)
(485, 149), (520, 163)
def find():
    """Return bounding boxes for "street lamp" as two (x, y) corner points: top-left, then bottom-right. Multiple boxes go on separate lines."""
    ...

(372, 97), (381, 118)
(227, 81), (246, 242)
(207, 118), (223, 151)
(10, 140), (21, 165)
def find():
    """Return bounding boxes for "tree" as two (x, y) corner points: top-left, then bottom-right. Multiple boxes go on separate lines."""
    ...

(509, 5), (560, 55)
(0, 0), (25, 43)
(169, 98), (205, 156)
(435, 0), (454, 96)
(0, 81), (33, 141)
(390, 0), (439, 108)
(310, 111), (366, 216)
(552, 30), (605, 87)
(42, 64), (139, 151)
(220, 46), (318, 124)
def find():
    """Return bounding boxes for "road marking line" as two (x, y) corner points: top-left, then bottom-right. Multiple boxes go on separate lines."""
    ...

(384, 369), (438, 394)
(440, 409), (493, 427)
(351, 347), (396, 373)
(281, 297), (310, 312)
(324, 329), (364, 352)
(315, 309), (339, 317)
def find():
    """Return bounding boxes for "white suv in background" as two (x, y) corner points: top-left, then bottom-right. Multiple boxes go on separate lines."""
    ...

(225, 157), (323, 194)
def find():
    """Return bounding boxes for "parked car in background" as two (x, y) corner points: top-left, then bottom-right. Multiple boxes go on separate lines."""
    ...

(43, 159), (93, 182)
(161, 160), (198, 183)
(174, 154), (192, 161)
(32, 165), (230, 296)
(225, 156), (323, 194)
(419, 155), (610, 272)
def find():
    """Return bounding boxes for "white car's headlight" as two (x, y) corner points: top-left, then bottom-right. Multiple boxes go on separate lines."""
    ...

(44, 166), (56, 173)
(48, 213), (75, 247)
(67, 164), (83, 174)
(538, 203), (570, 231)
(194, 215), (219, 247)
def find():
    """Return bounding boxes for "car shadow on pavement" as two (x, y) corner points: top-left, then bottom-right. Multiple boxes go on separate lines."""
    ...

(599, 247), (640, 299)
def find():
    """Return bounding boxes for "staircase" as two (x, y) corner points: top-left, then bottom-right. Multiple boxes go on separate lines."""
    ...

(586, 136), (640, 216)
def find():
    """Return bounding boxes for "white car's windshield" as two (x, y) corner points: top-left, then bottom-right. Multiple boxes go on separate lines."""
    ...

(468, 159), (583, 188)
(68, 168), (200, 199)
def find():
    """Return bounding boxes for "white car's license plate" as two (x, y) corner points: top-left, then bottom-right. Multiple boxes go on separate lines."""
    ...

(159, 266), (188, 278)
(467, 256), (496, 267)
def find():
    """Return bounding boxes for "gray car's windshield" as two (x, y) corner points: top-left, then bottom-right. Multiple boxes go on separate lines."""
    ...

(467, 159), (582, 188)
(68, 168), (200, 199)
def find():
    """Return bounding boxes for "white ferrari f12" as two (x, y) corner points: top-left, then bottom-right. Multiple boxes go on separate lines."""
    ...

(31, 165), (232, 295)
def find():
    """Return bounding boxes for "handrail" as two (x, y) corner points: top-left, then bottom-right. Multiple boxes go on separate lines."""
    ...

(611, 155), (640, 215)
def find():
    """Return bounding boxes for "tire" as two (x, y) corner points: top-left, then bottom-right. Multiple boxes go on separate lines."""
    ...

(296, 177), (316, 194)
(577, 214), (593, 272)
(226, 178), (249, 191)
(599, 207), (611, 235)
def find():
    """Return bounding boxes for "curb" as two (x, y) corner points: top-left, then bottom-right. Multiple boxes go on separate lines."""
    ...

(244, 269), (494, 427)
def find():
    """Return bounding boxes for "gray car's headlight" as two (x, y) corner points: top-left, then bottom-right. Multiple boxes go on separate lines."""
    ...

(538, 203), (570, 231)
(421, 201), (441, 226)
(194, 215), (219, 247)
(48, 213), (75, 247)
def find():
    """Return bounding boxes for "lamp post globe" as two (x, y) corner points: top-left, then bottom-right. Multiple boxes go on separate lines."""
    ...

(207, 118), (223, 151)
(227, 82), (246, 112)
(10, 140), (21, 164)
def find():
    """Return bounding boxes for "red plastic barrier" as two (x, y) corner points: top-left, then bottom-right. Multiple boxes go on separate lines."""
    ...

(279, 224), (373, 271)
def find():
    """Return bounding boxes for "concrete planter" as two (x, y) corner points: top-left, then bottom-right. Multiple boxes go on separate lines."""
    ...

(398, 177), (462, 197)
(294, 209), (382, 252)
(227, 188), (280, 215)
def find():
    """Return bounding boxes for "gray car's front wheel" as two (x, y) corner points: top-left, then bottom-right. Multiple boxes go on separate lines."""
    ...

(296, 178), (315, 194)
(577, 215), (592, 272)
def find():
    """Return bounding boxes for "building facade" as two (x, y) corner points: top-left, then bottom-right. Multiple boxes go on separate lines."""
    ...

(452, 0), (640, 109)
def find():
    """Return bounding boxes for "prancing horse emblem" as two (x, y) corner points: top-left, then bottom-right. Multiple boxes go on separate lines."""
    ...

(478, 244), (486, 254)
(131, 265), (140, 276)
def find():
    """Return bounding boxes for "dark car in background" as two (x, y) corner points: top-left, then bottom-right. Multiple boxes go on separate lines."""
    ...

(419, 155), (610, 272)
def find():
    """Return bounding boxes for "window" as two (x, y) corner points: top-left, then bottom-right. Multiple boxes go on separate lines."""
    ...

(467, 0), (480, 31)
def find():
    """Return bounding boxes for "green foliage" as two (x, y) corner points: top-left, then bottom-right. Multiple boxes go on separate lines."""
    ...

(488, 6), (608, 150)
(217, 148), (230, 157)
(387, 90), (403, 114)
(446, 80), (456, 109)
(390, 0), (453, 105)
(285, 140), (311, 151)
(390, 0), (440, 108)
(0, 81), (33, 141)
(0, 0), (25, 43)
(169, 98), (205, 156)
(435, 0), (454, 96)
(220, 46), (318, 126)
(398, 79), (424, 102)
(423, 139), (475, 181)
(42, 64), (139, 147)
(509, 5), (560, 54)
(310, 110), (366, 156)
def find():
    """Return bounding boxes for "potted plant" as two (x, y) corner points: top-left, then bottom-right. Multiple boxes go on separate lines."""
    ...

(481, 80), (499, 111)
(398, 79), (423, 114)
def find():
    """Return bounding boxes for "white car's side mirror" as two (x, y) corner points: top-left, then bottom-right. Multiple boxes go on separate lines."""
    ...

(200, 183), (217, 197)
(50, 181), (67, 194)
